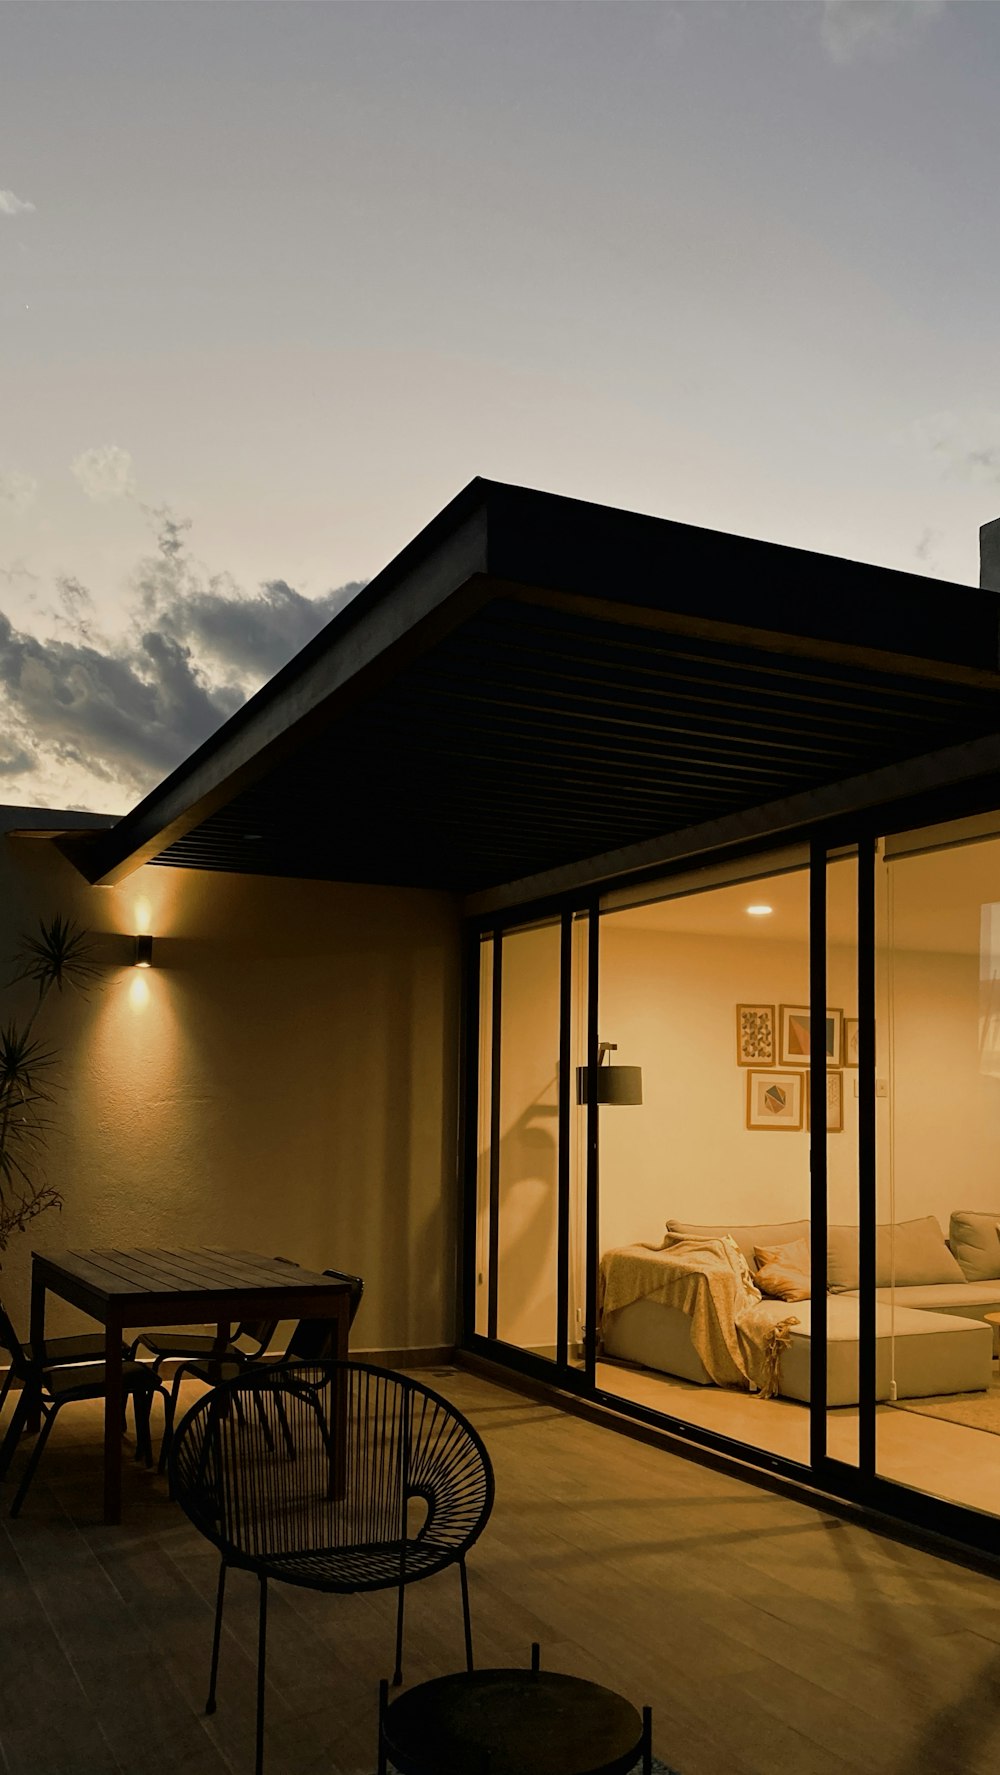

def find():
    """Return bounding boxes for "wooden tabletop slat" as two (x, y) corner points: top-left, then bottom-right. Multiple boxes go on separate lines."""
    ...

(80, 1249), (215, 1293)
(156, 1248), (298, 1289)
(109, 1248), (252, 1292)
(35, 1247), (350, 1306)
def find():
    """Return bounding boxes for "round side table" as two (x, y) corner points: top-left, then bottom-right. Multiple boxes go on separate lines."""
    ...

(378, 1643), (652, 1775)
(985, 1310), (1000, 1360)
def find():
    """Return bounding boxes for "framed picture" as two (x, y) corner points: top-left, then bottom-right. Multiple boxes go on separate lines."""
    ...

(806, 1068), (844, 1133)
(779, 1004), (843, 1068)
(736, 1003), (775, 1066)
(843, 1018), (859, 1067)
(746, 1069), (804, 1131)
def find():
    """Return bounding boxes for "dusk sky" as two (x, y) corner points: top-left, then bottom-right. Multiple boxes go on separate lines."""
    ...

(3, 1), (1000, 813)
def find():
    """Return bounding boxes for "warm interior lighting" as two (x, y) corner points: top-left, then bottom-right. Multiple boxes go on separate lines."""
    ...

(576, 1040), (643, 1105)
(746, 904), (773, 916)
(134, 933), (153, 967)
(134, 896), (152, 935)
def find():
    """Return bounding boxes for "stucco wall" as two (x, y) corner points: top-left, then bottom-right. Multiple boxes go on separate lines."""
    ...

(0, 810), (462, 1352)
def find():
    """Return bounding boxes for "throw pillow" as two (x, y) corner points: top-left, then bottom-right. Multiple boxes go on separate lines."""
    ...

(949, 1211), (1000, 1283)
(666, 1218), (810, 1268)
(827, 1215), (965, 1292)
(753, 1237), (811, 1302)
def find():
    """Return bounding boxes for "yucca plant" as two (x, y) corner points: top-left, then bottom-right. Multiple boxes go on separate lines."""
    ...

(0, 915), (97, 1255)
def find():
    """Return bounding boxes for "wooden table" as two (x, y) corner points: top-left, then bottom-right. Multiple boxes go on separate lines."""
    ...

(985, 1310), (1000, 1359)
(28, 1247), (353, 1524)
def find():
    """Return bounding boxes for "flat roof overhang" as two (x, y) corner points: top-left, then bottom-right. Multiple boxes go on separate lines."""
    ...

(57, 478), (1000, 905)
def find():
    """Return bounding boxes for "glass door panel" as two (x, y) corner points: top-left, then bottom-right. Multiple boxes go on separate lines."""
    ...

(875, 825), (1000, 1518)
(596, 862), (811, 1465)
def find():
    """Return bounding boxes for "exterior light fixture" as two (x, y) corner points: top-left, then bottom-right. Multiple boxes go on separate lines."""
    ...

(576, 1040), (643, 1106)
(134, 934), (153, 968)
(746, 904), (773, 917)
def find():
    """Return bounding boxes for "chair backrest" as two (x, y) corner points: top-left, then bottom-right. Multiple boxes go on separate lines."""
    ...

(283, 1268), (365, 1361)
(233, 1255), (299, 1355)
(168, 1358), (494, 1591)
(0, 1299), (31, 1382)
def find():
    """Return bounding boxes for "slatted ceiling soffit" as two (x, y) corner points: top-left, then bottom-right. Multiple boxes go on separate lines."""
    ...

(60, 478), (1000, 897)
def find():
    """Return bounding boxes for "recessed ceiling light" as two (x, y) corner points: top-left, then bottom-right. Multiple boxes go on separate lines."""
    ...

(746, 904), (773, 916)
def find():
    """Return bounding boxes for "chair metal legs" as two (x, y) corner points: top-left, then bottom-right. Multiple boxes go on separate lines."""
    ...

(204, 1564), (268, 1775)
(459, 1555), (474, 1671)
(10, 1403), (56, 1517)
(0, 1388), (30, 1481)
(255, 1574), (268, 1775)
(205, 1560), (228, 1714)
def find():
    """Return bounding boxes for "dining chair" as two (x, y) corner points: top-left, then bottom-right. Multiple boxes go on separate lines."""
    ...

(0, 1301), (174, 1516)
(0, 1291), (126, 1417)
(169, 1358), (494, 1775)
(157, 1268), (364, 1472)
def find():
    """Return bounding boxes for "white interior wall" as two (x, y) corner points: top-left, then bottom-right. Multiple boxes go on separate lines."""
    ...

(0, 814), (461, 1352)
(597, 923), (864, 1251)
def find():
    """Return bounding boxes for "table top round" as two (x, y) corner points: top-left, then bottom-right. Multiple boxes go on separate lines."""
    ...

(382, 1666), (645, 1775)
(984, 1311), (1000, 1328)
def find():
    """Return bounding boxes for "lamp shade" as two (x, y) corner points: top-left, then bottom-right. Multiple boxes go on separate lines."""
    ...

(576, 1064), (643, 1106)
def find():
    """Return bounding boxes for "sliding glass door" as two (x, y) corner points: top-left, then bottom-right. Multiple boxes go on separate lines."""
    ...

(470, 911), (590, 1377)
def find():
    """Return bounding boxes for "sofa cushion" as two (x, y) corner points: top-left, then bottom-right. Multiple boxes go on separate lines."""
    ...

(749, 1296), (992, 1405)
(666, 1219), (809, 1268)
(753, 1238), (811, 1302)
(949, 1211), (1000, 1282)
(866, 1282), (1000, 1321)
(827, 1216), (965, 1292)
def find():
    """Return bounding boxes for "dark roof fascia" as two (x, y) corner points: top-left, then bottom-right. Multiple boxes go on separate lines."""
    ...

(60, 479), (493, 885)
(481, 481), (1000, 673)
(59, 476), (1000, 888)
(1, 804), (119, 835)
(463, 729), (1000, 917)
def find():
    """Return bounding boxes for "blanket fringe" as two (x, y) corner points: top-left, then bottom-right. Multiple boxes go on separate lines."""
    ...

(756, 1315), (800, 1400)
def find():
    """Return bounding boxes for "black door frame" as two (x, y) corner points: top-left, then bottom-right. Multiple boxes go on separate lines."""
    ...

(459, 797), (1000, 1559)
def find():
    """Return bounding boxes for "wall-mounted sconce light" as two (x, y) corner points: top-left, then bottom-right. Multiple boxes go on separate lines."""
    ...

(576, 1040), (643, 1106)
(134, 934), (153, 968)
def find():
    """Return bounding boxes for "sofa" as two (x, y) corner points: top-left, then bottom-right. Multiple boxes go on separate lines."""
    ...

(600, 1211), (1000, 1405)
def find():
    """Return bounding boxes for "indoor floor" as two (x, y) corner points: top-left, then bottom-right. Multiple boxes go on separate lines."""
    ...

(598, 1358), (1000, 1516)
(4, 1367), (1000, 1773)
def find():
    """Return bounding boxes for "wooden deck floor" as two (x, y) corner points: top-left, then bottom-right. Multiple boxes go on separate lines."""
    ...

(3, 1365), (1000, 1775)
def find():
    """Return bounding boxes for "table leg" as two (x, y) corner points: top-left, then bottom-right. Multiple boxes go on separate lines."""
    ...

(104, 1315), (123, 1525)
(26, 1268), (46, 1434)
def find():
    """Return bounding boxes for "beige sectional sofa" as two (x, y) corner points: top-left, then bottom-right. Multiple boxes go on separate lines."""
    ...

(601, 1211), (1000, 1404)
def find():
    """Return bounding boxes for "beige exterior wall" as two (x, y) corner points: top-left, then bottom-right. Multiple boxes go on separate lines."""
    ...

(0, 810), (462, 1352)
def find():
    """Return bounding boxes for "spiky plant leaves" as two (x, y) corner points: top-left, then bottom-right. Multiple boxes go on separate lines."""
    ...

(13, 914), (100, 1001)
(0, 914), (91, 1256)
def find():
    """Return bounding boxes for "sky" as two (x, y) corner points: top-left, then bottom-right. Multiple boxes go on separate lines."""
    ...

(3, 0), (1000, 815)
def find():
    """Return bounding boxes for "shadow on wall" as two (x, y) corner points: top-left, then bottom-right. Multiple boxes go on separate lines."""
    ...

(483, 1097), (559, 1343)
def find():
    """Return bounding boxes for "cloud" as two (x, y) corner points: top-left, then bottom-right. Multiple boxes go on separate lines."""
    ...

(820, 1), (948, 64)
(0, 188), (34, 217)
(71, 444), (136, 504)
(0, 468), (39, 511)
(0, 507), (365, 812)
(915, 411), (1000, 486)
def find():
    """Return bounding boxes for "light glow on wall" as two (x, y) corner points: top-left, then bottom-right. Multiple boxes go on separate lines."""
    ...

(129, 972), (151, 1010)
(746, 904), (773, 917)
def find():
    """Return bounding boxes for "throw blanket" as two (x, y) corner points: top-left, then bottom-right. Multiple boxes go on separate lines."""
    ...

(598, 1235), (800, 1396)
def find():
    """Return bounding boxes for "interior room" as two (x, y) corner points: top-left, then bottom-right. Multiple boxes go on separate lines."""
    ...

(480, 823), (1000, 1524)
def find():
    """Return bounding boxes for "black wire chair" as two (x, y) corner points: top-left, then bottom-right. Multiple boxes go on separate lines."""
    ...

(169, 1359), (495, 1775)
(0, 1301), (174, 1517)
